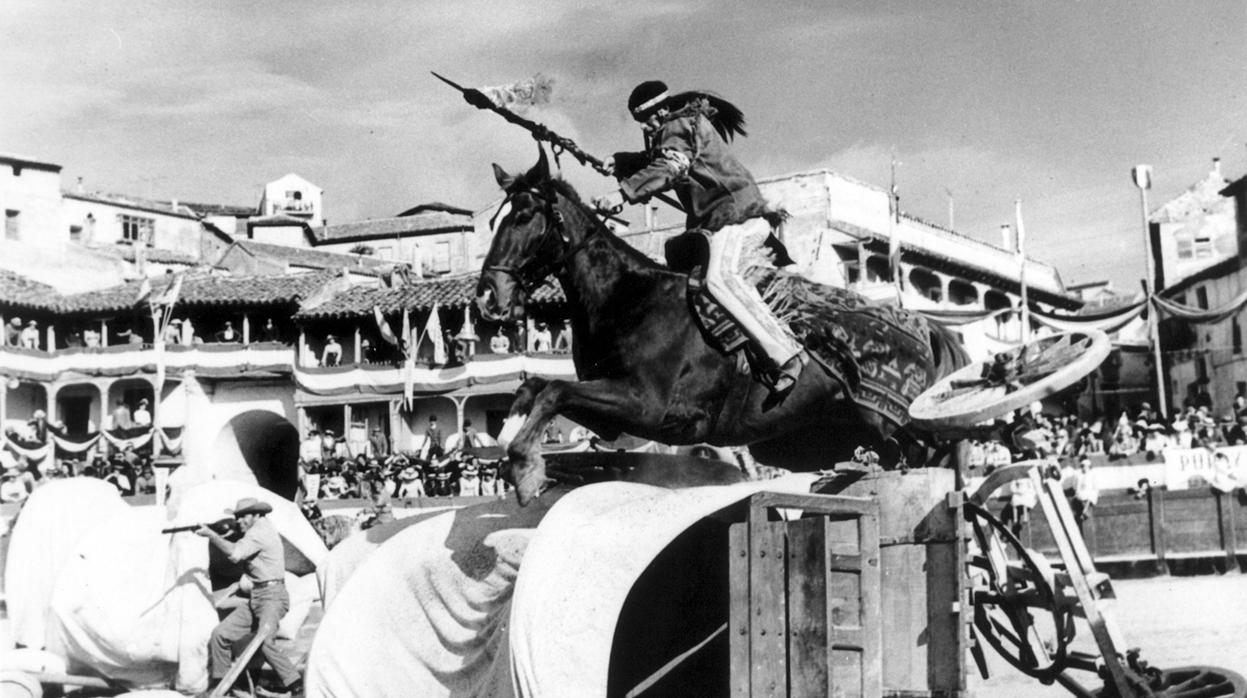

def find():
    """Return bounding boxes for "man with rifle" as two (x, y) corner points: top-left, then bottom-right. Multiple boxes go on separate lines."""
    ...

(195, 497), (302, 697)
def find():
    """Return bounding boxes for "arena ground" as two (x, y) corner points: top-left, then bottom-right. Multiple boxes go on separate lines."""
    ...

(972, 573), (1247, 696)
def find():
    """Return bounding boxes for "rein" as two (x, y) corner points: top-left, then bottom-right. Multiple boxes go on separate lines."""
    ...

(483, 185), (605, 294)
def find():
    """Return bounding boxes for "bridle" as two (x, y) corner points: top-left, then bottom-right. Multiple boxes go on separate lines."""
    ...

(482, 184), (603, 295)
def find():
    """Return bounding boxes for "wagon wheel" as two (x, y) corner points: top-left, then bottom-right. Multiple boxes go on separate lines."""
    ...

(910, 330), (1112, 431)
(1090, 665), (1247, 698)
(965, 501), (1074, 682)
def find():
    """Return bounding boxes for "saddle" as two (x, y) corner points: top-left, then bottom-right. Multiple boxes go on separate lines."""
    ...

(685, 262), (940, 429)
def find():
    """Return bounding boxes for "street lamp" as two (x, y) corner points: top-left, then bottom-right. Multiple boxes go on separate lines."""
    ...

(1132, 164), (1167, 417)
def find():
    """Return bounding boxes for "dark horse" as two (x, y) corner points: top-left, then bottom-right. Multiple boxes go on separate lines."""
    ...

(477, 150), (967, 504)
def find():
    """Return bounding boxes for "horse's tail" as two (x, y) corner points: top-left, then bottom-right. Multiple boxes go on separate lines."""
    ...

(927, 321), (970, 380)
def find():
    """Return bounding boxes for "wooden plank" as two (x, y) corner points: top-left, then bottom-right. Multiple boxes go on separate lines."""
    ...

(787, 517), (830, 698)
(729, 522), (750, 698)
(857, 510), (883, 698)
(1149, 486), (1168, 573)
(209, 626), (273, 698)
(749, 517), (788, 698)
(1217, 492), (1240, 571)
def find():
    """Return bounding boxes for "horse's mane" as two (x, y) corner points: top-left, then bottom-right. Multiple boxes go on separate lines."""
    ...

(512, 169), (675, 276)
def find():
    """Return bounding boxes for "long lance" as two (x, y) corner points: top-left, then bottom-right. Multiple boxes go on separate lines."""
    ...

(431, 72), (684, 214)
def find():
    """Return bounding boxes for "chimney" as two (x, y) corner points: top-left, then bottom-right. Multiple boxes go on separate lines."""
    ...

(1000, 224), (1013, 251)
(1212, 157), (1222, 180)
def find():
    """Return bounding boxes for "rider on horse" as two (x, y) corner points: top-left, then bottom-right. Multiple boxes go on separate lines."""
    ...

(608, 80), (806, 396)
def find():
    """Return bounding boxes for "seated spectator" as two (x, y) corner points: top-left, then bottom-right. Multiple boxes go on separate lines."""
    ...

(115, 327), (144, 345)
(458, 459), (482, 496)
(20, 320), (40, 350)
(214, 321), (241, 343)
(360, 339), (378, 364)
(396, 461), (424, 498)
(1, 466), (33, 502)
(531, 322), (553, 352)
(542, 424), (563, 445)
(133, 398), (153, 427)
(259, 318), (280, 343)
(103, 462), (133, 495)
(489, 331), (511, 354)
(5, 317), (21, 346)
(554, 320), (573, 353)
(163, 319), (182, 345)
(65, 330), (84, 348)
(83, 327), (101, 348)
(1108, 430), (1138, 458)
(480, 463), (504, 496)
(1142, 424), (1170, 456)
(134, 467), (157, 494)
(1172, 417), (1194, 448)
(320, 469), (348, 499)
(1227, 413), (1247, 446)
(322, 335), (343, 367)
(1209, 451), (1245, 494)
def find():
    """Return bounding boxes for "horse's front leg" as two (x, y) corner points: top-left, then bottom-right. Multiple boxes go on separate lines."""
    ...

(498, 376), (549, 447)
(505, 378), (647, 505)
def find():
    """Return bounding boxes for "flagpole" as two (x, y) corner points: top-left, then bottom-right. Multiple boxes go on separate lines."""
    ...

(1133, 164), (1167, 418)
(888, 155), (903, 306)
(1015, 200), (1029, 345)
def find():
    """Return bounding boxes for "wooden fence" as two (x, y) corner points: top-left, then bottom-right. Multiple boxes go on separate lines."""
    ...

(1010, 485), (1244, 572)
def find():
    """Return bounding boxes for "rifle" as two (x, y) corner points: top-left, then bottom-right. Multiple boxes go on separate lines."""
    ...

(431, 72), (685, 214)
(161, 517), (236, 535)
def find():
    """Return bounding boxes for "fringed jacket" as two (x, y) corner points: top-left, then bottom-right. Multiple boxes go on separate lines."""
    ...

(614, 99), (771, 234)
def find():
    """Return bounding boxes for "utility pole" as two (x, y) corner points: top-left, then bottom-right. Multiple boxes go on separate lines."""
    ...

(1132, 164), (1167, 418)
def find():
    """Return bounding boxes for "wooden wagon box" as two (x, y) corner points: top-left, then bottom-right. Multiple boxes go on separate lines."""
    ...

(729, 469), (967, 698)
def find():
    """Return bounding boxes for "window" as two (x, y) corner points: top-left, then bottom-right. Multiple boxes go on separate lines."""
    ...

(432, 241), (452, 273)
(119, 214), (154, 245)
(1196, 287), (1209, 310)
(1194, 237), (1214, 259)
(1234, 317), (1243, 354)
(5, 209), (19, 240)
(1176, 236), (1193, 259)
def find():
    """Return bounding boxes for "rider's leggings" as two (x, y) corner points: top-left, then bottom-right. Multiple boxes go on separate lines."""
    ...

(704, 218), (801, 369)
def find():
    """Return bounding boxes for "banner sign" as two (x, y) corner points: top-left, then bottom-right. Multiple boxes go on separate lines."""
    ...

(1163, 446), (1247, 490)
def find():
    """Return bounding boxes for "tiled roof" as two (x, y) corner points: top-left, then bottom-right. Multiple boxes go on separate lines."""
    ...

(0, 269), (62, 312)
(395, 202), (473, 217)
(57, 271), (339, 315)
(295, 273), (564, 319)
(230, 240), (388, 276)
(112, 245), (202, 266)
(0, 153), (62, 173)
(311, 209), (472, 243)
(63, 191), (199, 219)
(182, 201), (258, 218)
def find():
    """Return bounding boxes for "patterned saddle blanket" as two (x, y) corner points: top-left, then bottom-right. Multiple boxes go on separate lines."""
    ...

(687, 269), (941, 427)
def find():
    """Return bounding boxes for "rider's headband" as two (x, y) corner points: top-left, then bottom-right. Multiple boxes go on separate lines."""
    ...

(631, 90), (669, 116)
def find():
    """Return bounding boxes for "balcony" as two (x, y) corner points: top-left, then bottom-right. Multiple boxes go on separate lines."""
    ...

(294, 352), (576, 397)
(279, 199), (315, 216)
(0, 342), (296, 381)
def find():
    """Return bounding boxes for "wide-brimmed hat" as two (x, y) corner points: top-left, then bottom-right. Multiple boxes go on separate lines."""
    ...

(228, 497), (273, 518)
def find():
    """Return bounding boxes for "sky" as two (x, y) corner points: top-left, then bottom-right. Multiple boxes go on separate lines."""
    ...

(3, 0), (1245, 291)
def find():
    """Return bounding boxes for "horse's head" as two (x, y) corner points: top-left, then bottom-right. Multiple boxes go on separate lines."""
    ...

(477, 149), (568, 323)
